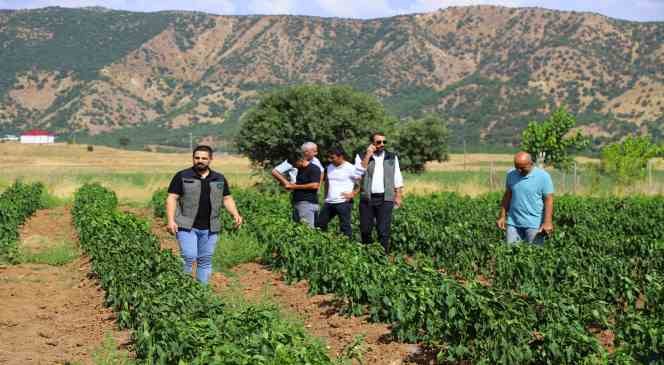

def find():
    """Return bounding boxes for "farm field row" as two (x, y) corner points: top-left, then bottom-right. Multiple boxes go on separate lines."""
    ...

(151, 189), (663, 364)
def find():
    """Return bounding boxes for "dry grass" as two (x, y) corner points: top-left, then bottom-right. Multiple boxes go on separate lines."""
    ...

(0, 142), (256, 203)
(1, 143), (662, 201)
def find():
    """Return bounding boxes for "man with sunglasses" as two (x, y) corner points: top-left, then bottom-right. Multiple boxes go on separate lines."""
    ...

(496, 151), (554, 245)
(352, 132), (403, 253)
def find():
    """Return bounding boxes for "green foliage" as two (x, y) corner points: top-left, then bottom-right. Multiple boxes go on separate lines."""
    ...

(521, 107), (590, 169)
(20, 241), (78, 266)
(237, 84), (396, 169)
(92, 333), (135, 365)
(73, 183), (332, 364)
(600, 136), (662, 184)
(150, 187), (664, 363)
(0, 181), (44, 263)
(0, 8), (173, 94)
(118, 136), (130, 147)
(149, 188), (168, 219)
(394, 114), (449, 173)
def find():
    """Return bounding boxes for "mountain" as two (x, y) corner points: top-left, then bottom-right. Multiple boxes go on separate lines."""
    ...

(0, 5), (662, 149)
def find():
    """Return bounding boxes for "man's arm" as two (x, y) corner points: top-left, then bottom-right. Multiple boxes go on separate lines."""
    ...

(393, 156), (404, 207)
(166, 193), (179, 235)
(323, 171), (329, 199)
(286, 182), (320, 190)
(540, 194), (554, 234)
(223, 195), (243, 228)
(361, 145), (376, 169)
(496, 188), (512, 230)
(271, 168), (290, 187)
(352, 154), (366, 181)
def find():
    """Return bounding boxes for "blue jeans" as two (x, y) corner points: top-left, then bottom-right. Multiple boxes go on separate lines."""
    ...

(176, 228), (218, 284)
(506, 225), (545, 246)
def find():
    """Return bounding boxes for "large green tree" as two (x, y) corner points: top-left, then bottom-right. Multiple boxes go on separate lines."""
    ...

(236, 84), (396, 169)
(520, 107), (589, 170)
(395, 114), (449, 173)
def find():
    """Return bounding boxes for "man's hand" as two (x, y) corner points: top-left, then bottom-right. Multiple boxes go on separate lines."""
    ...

(284, 183), (295, 190)
(167, 220), (178, 235)
(539, 221), (554, 235)
(341, 191), (355, 201)
(233, 214), (243, 228)
(496, 216), (506, 231)
(394, 195), (402, 208)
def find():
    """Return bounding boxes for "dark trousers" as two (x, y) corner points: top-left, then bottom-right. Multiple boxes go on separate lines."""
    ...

(317, 201), (353, 239)
(359, 194), (394, 253)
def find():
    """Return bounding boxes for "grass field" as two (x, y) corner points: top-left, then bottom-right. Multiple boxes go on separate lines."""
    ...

(1, 142), (663, 203)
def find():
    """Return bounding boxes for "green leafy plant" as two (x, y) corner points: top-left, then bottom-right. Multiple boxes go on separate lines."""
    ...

(74, 183), (333, 364)
(0, 181), (44, 263)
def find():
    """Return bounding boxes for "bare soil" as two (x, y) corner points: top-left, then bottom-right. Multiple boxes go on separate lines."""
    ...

(0, 206), (131, 365)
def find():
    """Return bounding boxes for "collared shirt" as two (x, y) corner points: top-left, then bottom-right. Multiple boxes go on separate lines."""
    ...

(325, 161), (356, 204)
(353, 152), (404, 193)
(167, 167), (230, 230)
(506, 167), (554, 229)
(274, 157), (324, 183)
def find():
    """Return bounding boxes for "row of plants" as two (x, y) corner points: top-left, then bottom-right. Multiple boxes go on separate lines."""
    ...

(74, 184), (332, 364)
(0, 181), (44, 263)
(388, 193), (664, 363)
(152, 188), (664, 362)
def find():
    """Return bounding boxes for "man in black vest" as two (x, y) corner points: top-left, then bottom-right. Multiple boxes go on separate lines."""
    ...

(353, 132), (404, 253)
(166, 145), (243, 284)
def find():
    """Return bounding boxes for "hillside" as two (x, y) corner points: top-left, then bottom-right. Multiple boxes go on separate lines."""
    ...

(0, 6), (663, 149)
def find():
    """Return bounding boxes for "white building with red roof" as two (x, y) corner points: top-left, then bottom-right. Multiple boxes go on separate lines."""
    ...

(20, 130), (55, 144)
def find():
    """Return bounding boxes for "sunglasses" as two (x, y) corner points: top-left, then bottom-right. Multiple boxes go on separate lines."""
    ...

(373, 140), (387, 145)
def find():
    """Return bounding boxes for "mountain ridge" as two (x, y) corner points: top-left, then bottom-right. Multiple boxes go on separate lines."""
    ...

(0, 5), (662, 149)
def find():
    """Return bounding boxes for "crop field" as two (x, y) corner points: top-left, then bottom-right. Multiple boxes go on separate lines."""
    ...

(153, 188), (664, 364)
(1, 143), (664, 364)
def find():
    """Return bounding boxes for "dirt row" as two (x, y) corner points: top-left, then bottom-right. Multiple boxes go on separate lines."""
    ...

(0, 207), (130, 365)
(1, 205), (433, 364)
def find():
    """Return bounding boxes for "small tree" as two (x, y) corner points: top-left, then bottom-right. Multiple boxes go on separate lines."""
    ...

(236, 84), (396, 169)
(118, 136), (130, 147)
(394, 114), (449, 173)
(520, 106), (589, 170)
(600, 136), (662, 185)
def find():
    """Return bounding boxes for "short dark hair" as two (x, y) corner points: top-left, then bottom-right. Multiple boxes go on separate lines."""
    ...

(327, 146), (346, 158)
(370, 132), (385, 143)
(193, 145), (213, 158)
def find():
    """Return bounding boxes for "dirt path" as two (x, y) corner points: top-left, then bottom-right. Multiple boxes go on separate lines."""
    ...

(0, 206), (131, 365)
(136, 207), (434, 364)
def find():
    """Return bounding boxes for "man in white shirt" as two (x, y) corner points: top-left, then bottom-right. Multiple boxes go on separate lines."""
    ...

(353, 132), (403, 254)
(271, 142), (324, 185)
(317, 147), (357, 238)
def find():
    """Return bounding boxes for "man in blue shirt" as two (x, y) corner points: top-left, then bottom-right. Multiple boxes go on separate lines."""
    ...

(496, 151), (554, 245)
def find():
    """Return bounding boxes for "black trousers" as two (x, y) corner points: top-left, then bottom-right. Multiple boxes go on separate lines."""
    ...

(359, 194), (394, 253)
(317, 201), (353, 239)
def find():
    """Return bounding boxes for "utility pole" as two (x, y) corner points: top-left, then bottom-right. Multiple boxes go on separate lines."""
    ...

(189, 132), (193, 151)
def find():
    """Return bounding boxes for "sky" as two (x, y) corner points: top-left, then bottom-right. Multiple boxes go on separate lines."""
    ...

(0, 0), (662, 22)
